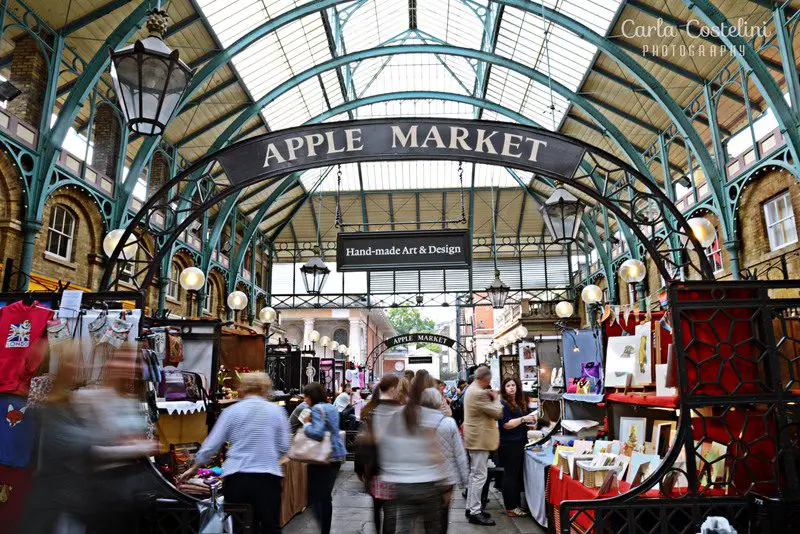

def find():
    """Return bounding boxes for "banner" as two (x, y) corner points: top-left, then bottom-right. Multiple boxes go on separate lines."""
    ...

(216, 119), (586, 185)
(337, 229), (471, 271)
(375, 333), (458, 354)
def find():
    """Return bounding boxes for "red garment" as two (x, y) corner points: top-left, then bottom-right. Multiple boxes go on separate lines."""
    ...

(0, 301), (53, 396)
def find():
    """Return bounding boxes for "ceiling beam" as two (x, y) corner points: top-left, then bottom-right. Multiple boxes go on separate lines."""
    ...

(174, 103), (250, 148)
(59, 0), (131, 35)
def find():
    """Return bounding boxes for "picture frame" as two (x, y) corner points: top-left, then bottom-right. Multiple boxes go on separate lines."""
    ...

(655, 363), (677, 397)
(619, 416), (647, 455)
(626, 452), (661, 484)
(605, 336), (639, 387)
(652, 421), (677, 457)
(633, 322), (653, 385)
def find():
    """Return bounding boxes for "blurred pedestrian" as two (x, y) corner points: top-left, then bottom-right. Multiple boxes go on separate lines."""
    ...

(358, 375), (401, 534)
(463, 366), (502, 526)
(303, 382), (347, 534)
(18, 345), (92, 534)
(498, 377), (534, 517)
(334, 382), (352, 412)
(373, 375), (446, 534)
(181, 372), (290, 534)
(420, 388), (468, 533)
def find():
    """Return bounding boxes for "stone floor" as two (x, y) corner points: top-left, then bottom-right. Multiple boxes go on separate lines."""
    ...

(283, 463), (546, 534)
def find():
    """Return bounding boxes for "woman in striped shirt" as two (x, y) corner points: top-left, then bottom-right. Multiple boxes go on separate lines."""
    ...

(181, 373), (290, 534)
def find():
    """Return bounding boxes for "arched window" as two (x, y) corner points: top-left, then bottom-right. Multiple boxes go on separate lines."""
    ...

(45, 205), (76, 260)
(168, 262), (180, 300)
(204, 282), (214, 312)
(333, 328), (348, 347)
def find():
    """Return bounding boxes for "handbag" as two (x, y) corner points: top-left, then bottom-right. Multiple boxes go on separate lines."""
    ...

(46, 318), (72, 345)
(288, 406), (333, 464)
(88, 310), (108, 344)
(160, 366), (188, 401)
(580, 361), (603, 393)
(100, 317), (133, 348)
(166, 332), (184, 365)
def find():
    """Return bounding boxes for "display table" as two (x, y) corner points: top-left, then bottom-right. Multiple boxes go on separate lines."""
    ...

(524, 449), (554, 527)
(605, 392), (679, 409)
(280, 459), (308, 526)
(156, 411), (209, 453)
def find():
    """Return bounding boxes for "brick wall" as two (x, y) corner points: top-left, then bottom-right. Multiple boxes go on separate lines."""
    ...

(149, 151), (170, 198)
(0, 151), (23, 274)
(7, 35), (48, 128)
(31, 190), (104, 289)
(91, 103), (121, 180)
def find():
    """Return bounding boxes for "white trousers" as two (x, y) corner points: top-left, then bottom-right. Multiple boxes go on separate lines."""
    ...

(466, 450), (489, 515)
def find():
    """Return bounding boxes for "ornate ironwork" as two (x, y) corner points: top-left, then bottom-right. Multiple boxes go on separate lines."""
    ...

(560, 281), (800, 533)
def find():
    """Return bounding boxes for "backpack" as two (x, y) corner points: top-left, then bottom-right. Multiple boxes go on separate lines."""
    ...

(451, 391), (466, 426)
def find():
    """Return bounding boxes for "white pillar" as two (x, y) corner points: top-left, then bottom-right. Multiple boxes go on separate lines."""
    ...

(303, 318), (315, 349)
(349, 318), (362, 365)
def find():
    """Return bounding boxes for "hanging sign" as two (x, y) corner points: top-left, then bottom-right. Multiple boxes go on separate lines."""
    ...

(408, 356), (434, 365)
(375, 333), (458, 354)
(216, 119), (586, 185)
(337, 229), (471, 271)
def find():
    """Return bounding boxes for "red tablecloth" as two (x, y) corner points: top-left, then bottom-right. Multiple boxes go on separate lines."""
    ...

(605, 392), (679, 409)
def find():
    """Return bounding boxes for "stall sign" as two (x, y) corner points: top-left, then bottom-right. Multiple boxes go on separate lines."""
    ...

(337, 229), (470, 271)
(408, 356), (434, 364)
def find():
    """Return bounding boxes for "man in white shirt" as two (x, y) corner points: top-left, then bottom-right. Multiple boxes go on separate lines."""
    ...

(334, 383), (352, 412)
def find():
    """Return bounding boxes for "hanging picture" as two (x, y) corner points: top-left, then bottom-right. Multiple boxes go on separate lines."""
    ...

(519, 342), (537, 365)
(619, 416), (647, 455)
(633, 322), (653, 385)
(605, 336), (639, 387)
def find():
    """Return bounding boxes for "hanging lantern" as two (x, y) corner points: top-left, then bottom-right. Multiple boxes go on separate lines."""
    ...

(486, 270), (510, 309)
(103, 228), (138, 260)
(310, 330), (321, 343)
(320, 336), (331, 348)
(581, 284), (603, 304)
(619, 258), (647, 284)
(684, 217), (717, 249)
(540, 188), (586, 243)
(227, 290), (248, 311)
(300, 256), (330, 296)
(555, 301), (574, 318)
(258, 306), (277, 323)
(178, 266), (205, 291)
(110, 9), (193, 135)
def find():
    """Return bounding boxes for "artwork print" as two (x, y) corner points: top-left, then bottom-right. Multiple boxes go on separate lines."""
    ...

(619, 416), (647, 455)
(605, 336), (639, 387)
(633, 322), (653, 385)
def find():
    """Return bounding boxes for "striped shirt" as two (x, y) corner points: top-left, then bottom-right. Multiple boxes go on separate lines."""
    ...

(195, 396), (290, 478)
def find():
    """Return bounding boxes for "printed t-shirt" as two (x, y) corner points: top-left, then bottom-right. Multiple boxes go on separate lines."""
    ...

(0, 302), (53, 396)
(0, 394), (35, 468)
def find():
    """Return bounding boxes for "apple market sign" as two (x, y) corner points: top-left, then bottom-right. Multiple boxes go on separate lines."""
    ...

(215, 119), (586, 185)
(377, 333), (458, 354)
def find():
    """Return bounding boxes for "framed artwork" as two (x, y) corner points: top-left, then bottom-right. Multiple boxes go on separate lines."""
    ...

(605, 336), (639, 387)
(698, 441), (728, 486)
(619, 416), (647, 455)
(655, 363), (677, 397)
(633, 322), (653, 385)
(652, 420), (677, 456)
(519, 342), (537, 364)
(626, 452), (661, 484)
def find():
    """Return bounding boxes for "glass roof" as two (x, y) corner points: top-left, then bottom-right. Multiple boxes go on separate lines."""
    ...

(196, 0), (623, 191)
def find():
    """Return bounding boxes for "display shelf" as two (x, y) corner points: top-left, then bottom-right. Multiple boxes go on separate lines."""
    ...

(606, 392), (679, 409)
(562, 393), (605, 403)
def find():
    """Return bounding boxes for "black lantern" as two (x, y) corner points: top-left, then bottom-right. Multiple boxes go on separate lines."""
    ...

(300, 256), (330, 295)
(540, 188), (586, 243)
(486, 269), (510, 309)
(110, 9), (193, 135)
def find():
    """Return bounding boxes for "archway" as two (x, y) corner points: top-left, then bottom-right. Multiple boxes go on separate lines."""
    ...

(100, 118), (715, 291)
(365, 332), (476, 383)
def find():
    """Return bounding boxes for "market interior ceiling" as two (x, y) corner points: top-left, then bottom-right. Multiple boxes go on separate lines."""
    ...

(18, 0), (800, 257)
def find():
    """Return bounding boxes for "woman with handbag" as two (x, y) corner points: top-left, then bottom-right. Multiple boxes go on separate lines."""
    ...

(301, 382), (347, 534)
(498, 377), (535, 517)
(180, 372), (290, 534)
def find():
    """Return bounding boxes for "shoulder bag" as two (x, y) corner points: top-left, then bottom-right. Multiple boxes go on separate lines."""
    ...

(288, 405), (333, 464)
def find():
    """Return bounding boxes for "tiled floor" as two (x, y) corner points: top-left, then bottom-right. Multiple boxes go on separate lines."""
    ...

(282, 463), (546, 534)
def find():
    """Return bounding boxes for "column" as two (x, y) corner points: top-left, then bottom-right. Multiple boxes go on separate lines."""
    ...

(7, 35), (48, 127)
(349, 318), (362, 365)
(91, 103), (121, 180)
(303, 317), (315, 349)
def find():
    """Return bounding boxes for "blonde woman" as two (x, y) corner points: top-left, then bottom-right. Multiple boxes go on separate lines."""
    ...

(181, 372), (290, 534)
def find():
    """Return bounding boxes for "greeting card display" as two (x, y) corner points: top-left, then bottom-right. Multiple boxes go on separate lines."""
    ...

(605, 336), (639, 387)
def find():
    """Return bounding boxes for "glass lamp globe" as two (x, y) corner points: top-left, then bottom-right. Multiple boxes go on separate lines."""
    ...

(310, 330), (321, 343)
(258, 306), (277, 323)
(178, 266), (205, 291)
(619, 258), (646, 284)
(687, 217), (717, 248)
(103, 228), (139, 260)
(226, 290), (248, 311)
(338, 344), (348, 355)
(581, 284), (603, 305)
(516, 326), (528, 339)
(320, 336), (331, 348)
(555, 301), (574, 318)
(331, 341), (339, 352)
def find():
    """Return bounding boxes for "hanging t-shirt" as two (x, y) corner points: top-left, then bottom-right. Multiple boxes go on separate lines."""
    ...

(0, 301), (53, 396)
(0, 394), (35, 468)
